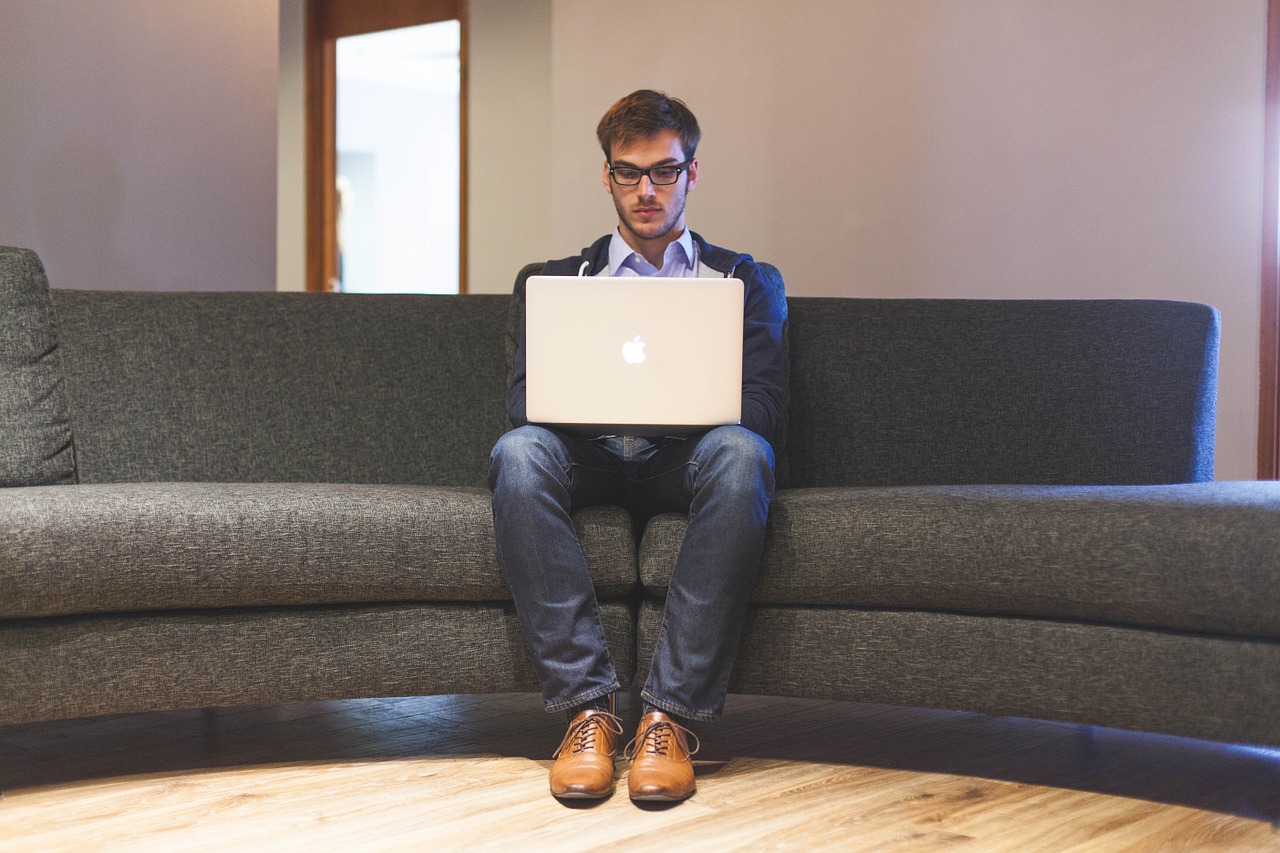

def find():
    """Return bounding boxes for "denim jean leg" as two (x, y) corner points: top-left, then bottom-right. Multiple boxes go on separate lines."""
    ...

(638, 426), (776, 721)
(488, 425), (622, 712)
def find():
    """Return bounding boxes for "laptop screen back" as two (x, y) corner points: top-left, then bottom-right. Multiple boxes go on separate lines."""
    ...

(524, 276), (744, 435)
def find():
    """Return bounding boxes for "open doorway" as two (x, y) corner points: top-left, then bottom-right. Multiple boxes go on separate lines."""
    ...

(306, 0), (466, 294)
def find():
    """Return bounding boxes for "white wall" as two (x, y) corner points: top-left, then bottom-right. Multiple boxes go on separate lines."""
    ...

(541, 0), (1267, 480)
(466, 0), (553, 294)
(1, 0), (1266, 478)
(278, 0), (307, 293)
(0, 0), (278, 292)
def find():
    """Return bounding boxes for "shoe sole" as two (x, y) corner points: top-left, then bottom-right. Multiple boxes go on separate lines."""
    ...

(629, 791), (694, 802)
(552, 789), (614, 800)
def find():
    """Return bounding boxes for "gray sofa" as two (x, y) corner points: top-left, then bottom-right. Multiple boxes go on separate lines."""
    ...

(2, 245), (1278, 755)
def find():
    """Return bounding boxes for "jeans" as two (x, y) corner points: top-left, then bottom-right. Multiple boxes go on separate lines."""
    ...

(488, 424), (775, 722)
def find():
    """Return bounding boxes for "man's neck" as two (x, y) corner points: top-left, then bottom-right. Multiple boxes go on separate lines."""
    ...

(619, 224), (686, 269)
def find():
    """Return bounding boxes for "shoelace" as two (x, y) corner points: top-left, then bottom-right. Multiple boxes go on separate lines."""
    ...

(624, 718), (701, 760)
(553, 711), (623, 758)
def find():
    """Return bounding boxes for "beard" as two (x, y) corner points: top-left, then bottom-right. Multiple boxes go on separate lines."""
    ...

(612, 186), (688, 245)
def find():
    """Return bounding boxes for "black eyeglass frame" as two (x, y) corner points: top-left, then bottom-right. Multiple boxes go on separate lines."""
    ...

(608, 160), (692, 186)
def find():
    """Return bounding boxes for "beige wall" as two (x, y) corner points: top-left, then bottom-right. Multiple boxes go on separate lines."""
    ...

(0, 0), (278, 292)
(0, 0), (1267, 479)
(536, 0), (1267, 480)
(277, 0), (307, 293)
(466, 0), (553, 294)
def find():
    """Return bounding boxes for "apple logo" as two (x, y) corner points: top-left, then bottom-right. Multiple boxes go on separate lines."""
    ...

(622, 334), (647, 364)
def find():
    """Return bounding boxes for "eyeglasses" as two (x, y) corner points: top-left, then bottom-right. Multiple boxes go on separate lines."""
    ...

(608, 160), (691, 186)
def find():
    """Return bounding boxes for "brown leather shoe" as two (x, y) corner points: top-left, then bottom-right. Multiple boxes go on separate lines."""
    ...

(549, 708), (623, 799)
(625, 711), (700, 802)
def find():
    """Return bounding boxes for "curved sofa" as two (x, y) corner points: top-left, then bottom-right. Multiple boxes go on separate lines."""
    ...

(2, 245), (1277, 753)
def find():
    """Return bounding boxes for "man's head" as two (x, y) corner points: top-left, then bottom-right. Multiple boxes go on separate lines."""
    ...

(598, 90), (702, 263)
(596, 89), (701, 163)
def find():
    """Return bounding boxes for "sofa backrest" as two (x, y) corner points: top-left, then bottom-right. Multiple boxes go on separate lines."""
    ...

(50, 288), (510, 487)
(2, 245), (1220, 491)
(783, 298), (1218, 487)
(0, 248), (76, 487)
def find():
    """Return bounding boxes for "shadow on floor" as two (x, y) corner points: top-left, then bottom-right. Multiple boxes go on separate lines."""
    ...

(1, 692), (1277, 825)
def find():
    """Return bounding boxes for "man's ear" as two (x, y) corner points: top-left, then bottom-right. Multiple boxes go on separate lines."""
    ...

(602, 160), (613, 195)
(686, 158), (699, 192)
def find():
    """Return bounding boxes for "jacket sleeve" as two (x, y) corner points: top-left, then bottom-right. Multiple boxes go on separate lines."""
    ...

(505, 262), (544, 428)
(738, 260), (789, 453)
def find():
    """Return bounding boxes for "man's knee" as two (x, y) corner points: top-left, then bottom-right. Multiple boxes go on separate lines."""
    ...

(489, 425), (568, 491)
(695, 426), (776, 494)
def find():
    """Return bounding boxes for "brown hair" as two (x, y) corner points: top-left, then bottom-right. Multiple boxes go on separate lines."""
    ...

(596, 89), (701, 162)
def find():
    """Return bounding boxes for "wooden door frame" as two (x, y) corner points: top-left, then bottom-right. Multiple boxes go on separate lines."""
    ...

(1262, 0), (1280, 478)
(304, 0), (468, 293)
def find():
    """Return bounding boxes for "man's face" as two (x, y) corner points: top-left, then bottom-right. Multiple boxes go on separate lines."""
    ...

(603, 128), (698, 250)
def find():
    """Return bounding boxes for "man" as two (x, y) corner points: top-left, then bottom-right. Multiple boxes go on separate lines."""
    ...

(489, 89), (788, 803)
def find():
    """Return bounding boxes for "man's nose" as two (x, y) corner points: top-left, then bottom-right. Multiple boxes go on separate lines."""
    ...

(637, 175), (656, 196)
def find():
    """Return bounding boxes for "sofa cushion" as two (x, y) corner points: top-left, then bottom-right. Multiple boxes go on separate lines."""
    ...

(0, 483), (635, 618)
(639, 481), (1280, 638)
(49, 290), (511, 487)
(0, 247), (75, 487)
(783, 298), (1218, 488)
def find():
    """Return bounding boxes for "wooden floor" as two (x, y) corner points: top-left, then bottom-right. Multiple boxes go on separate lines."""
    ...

(0, 692), (1277, 851)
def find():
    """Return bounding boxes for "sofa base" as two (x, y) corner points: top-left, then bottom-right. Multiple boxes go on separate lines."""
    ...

(0, 601), (635, 726)
(638, 599), (1280, 748)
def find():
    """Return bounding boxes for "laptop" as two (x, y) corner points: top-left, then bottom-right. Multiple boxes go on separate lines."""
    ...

(524, 275), (744, 435)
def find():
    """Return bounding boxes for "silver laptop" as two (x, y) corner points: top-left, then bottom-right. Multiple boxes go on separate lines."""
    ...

(524, 276), (744, 435)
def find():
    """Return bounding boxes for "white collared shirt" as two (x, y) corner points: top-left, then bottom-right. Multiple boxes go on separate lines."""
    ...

(606, 227), (699, 277)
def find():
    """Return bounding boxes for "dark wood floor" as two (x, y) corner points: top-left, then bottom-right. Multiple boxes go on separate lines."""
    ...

(1, 692), (1278, 850)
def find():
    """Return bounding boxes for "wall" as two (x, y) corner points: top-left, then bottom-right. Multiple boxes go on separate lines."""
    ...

(466, 0), (553, 294)
(541, 0), (1267, 480)
(1, 0), (1266, 478)
(0, 0), (278, 292)
(278, 0), (307, 293)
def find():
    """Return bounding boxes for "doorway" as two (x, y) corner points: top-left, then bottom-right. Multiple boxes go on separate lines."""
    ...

(306, 0), (466, 294)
